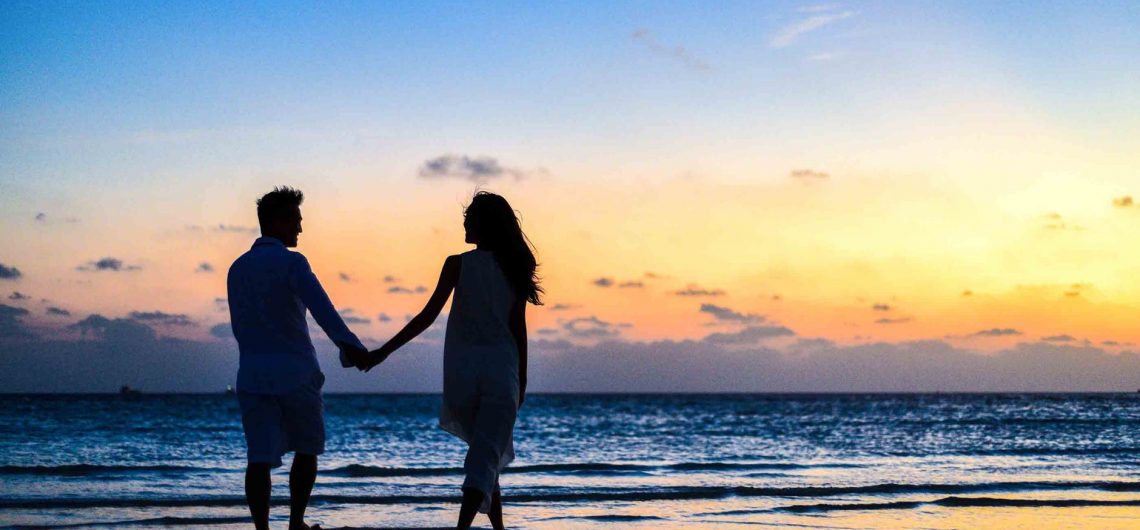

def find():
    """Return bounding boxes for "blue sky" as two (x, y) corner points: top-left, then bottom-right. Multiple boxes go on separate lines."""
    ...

(3, 1), (1140, 392)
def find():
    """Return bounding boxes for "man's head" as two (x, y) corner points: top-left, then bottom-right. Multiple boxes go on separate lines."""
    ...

(256, 186), (304, 247)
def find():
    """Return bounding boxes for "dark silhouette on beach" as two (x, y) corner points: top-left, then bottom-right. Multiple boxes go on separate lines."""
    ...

(362, 191), (542, 530)
(227, 186), (369, 530)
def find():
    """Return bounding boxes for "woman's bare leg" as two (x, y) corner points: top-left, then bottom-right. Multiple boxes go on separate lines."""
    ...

(487, 489), (504, 530)
(456, 487), (484, 530)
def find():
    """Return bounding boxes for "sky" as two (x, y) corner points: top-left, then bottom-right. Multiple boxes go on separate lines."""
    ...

(2, 1), (1140, 392)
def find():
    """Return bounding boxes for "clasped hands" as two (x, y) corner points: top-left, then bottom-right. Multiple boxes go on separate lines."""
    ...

(340, 343), (390, 372)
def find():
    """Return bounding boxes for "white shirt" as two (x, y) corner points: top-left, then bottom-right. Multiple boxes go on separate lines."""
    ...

(227, 237), (365, 395)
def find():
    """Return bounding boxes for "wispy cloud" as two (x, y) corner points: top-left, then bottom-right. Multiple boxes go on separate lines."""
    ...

(0, 264), (22, 280)
(1113, 195), (1134, 208)
(769, 6), (856, 48)
(339, 308), (370, 325)
(674, 285), (726, 297)
(562, 316), (623, 339)
(8, 292), (30, 301)
(388, 285), (428, 294)
(78, 257), (141, 272)
(807, 51), (845, 62)
(129, 311), (194, 326)
(418, 154), (532, 182)
(631, 29), (710, 71)
(195, 262), (214, 273)
(703, 325), (795, 345)
(972, 328), (1023, 337)
(790, 168), (830, 180)
(700, 304), (764, 324)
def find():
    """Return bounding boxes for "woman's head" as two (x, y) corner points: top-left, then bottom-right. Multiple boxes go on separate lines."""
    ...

(463, 191), (543, 305)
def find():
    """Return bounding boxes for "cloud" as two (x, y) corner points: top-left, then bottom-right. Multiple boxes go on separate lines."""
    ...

(128, 311), (194, 326)
(808, 51), (845, 62)
(644, 272), (668, 279)
(699, 303), (764, 324)
(6, 318), (1140, 393)
(630, 29), (710, 71)
(703, 325), (795, 345)
(35, 212), (46, 222)
(619, 281), (645, 288)
(961, 290), (974, 297)
(0, 263), (22, 280)
(195, 262), (214, 273)
(972, 328), (1023, 337)
(46, 307), (71, 317)
(388, 286), (414, 294)
(524, 339), (1140, 393)
(674, 285), (726, 297)
(875, 317), (912, 324)
(872, 304), (891, 312)
(78, 257), (141, 272)
(536, 328), (559, 335)
(592, 277), (614, 288)
(71, 314), (157, 342)
(769, 7), (856, 48)
(209, 323), (232, 339)
(383, 275), (398, 283)
(1042, 334), (1076, 343)
(790, 169), (830, 180)
(563, 316), (622, 339)
(377, 313), (392, 322)
(1042, 213), (1084, 231)
(418, 154), (529, 182)
(8, 292), (29, 301)
(339, 272), (352, 282)
(549, 304), (579, 311)
(339, 308), (371, 325)
(0, 304), (33, 338)
(1113, 196), (1133, 208)
(215, 224), (258, 234)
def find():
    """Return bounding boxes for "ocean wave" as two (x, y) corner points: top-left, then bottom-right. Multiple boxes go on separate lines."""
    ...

(0, 464), (230, 476)
(327, 460), (852, 478)
(1, 515), (250, 529)
(778, 496), (1140, 512)
(5, 480), (1137, 509)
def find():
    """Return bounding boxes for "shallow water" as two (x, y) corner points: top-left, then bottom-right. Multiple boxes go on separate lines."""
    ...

(1, 393), (1138, 528)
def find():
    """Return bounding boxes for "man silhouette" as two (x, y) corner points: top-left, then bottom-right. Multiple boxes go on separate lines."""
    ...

(227, 186), (368, 530)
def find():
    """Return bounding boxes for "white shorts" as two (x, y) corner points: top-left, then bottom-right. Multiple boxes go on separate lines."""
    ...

(238, 371), (325, 468)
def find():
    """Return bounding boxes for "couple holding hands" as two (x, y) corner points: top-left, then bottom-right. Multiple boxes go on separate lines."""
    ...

(227, 187), (539, 530)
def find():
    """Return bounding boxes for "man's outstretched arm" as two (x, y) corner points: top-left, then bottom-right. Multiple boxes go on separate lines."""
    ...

(289, 255), (367, 367)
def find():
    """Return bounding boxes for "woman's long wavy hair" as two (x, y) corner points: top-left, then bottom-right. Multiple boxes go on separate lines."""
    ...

(464, 191), (543, 305)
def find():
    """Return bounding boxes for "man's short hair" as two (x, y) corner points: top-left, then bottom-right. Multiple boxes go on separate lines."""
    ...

(256, 186), (304, 227)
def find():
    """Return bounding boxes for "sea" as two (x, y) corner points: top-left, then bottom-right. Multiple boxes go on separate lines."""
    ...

(1, 393), (1138, 529)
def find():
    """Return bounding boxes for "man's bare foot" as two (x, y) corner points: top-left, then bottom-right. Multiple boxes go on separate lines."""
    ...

(289, 523), (320, 530)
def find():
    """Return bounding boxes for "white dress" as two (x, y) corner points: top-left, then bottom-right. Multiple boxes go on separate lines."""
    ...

(439, 250), (519, 512)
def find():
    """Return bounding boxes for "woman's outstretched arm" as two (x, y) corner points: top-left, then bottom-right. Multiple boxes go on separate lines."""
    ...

(364, 255), (461, 371)
(508, 297), (527, 407)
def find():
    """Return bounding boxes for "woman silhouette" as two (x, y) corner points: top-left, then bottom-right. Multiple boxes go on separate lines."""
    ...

(364, 191), (542, 529)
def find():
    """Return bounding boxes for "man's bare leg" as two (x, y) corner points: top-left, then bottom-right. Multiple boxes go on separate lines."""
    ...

(245, 463), (272, 530)
(289, 453), (318, 530)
